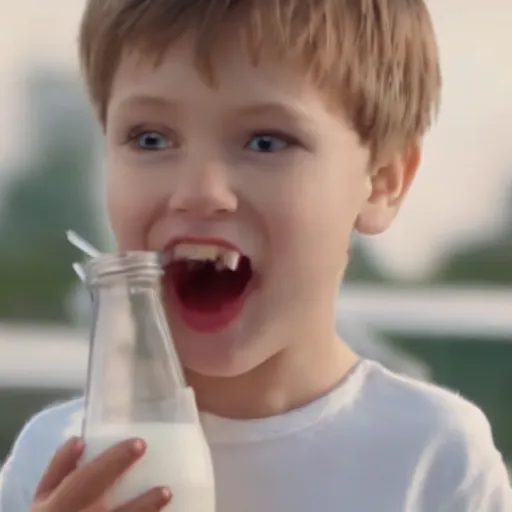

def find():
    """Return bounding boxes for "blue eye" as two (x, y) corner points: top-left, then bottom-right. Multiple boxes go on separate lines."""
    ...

(246, 134), (291, 153)
(132, 131), (169, 151)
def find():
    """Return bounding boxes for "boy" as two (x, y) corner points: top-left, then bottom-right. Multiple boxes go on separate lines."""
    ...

(1, 0), (511, 510)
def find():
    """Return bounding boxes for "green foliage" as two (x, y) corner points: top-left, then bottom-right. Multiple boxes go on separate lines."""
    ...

(391, 336), (512, 462)
(345, 239), (389, 284)
(436, 185), (512, 285)
(0, 389), (72, 462)
(436, 240), (512, 285)
(0, 87), (101, 322)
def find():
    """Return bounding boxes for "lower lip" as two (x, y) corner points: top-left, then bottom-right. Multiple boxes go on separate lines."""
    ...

(164, 277), (256, 334)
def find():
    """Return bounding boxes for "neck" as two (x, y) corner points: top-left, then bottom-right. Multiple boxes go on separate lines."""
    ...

(186, 330), (359, 420)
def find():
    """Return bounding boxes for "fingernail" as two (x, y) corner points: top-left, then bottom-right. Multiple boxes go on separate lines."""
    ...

(131, 439), (146, 455)
(158, 487), (172, 503)
(74, 438), (85, 454)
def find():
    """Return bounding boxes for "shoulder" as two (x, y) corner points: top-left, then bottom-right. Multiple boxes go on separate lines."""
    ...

(10, 398), (85, 463)
(0, 398), (84, 509)
(362, 360), (490, 431)
(361, 361), (512, 510)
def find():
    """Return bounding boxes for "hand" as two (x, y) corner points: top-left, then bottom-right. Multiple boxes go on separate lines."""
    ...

(31, 436), (172, 511)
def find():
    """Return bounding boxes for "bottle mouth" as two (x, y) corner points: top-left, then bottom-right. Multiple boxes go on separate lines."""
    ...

(85, 251), (164, 285)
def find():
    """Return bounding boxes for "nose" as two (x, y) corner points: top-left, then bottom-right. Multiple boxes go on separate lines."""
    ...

(168, 160), (238, 219)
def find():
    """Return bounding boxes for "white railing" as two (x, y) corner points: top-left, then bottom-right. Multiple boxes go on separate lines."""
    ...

(338, 286), (512, 339)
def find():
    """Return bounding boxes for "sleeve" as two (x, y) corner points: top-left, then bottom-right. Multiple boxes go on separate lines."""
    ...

(0, 401), (82, 512)
(415, 406), (512, 512)
(446, 445), (512, 512)
(0, 435), (37, 512)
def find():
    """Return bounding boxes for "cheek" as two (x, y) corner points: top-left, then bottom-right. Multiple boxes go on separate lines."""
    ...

(264, 169), (367, 275)
(274, 177), (361, 243)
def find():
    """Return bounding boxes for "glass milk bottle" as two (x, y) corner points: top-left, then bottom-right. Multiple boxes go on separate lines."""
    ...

(82, 252), (215, 512)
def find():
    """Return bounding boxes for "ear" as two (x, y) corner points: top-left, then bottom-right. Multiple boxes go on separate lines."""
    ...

(355, 141), (421, 236)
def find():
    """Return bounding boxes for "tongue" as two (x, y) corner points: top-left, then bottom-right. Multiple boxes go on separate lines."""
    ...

(172, 261), (249, 313)
(182, 270), (240, 312)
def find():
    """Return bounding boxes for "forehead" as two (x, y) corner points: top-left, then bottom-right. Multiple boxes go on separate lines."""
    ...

(108, 32), (332, 119)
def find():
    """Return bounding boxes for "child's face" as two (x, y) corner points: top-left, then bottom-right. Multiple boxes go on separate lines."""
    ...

(104, 33), (376, 378)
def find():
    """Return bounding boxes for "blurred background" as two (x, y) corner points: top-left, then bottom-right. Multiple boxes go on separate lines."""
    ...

(0, 0), (511, 473)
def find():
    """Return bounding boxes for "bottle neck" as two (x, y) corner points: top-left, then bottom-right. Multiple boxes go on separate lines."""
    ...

(83, 252), (189, 426)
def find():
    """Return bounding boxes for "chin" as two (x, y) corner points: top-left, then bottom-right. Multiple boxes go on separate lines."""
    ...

(166, 312), (251, 376)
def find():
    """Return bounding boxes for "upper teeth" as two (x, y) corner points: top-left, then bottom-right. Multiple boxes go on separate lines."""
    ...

(172, 243), (242, 271)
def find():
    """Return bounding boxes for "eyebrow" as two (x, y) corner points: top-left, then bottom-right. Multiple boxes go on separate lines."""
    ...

(111, 95), (316, 131)
(112, 94), (181, 114)
(229, 102), (319, 130)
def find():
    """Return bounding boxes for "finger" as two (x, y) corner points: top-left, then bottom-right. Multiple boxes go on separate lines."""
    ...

(34, 437), (85, 497)
(53, 438), (146, 510)
(113, 486), (171, 512)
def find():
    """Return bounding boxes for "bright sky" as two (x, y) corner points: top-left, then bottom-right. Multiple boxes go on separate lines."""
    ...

(0, 0), (511, 278)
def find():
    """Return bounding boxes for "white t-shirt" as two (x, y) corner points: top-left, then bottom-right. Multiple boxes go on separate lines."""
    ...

(1, 359), (510, 511)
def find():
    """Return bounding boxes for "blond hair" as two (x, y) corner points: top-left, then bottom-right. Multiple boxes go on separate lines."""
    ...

(79, 0), (441, 161)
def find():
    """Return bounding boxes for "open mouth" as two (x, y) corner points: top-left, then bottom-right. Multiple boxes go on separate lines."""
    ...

(163, 241), (254, 331)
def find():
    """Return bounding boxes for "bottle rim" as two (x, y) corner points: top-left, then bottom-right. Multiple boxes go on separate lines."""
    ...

(85, 251), (163, 284)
